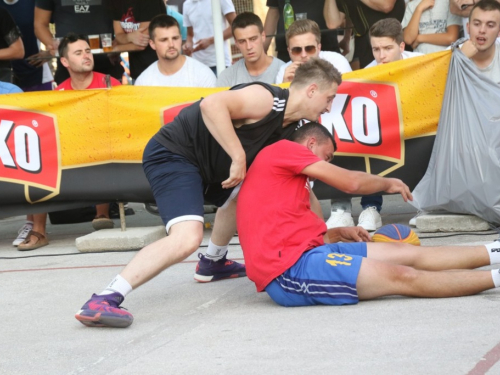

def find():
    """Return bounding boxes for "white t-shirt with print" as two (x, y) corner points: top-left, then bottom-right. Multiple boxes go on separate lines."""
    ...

(135, 56), (216, 87)
(402, 0), (462, 54)
(183, 0), (235, 67)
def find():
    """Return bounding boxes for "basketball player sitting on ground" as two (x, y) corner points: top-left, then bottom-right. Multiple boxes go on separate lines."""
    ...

(237, 123), (500, 307)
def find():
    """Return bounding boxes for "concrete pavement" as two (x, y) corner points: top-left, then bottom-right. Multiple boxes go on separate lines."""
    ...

(1, 196), (499, 375)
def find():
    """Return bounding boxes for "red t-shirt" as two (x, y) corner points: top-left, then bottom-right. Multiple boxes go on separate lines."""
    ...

(237, 140), (327, 292)
(56, 72), (121, 90)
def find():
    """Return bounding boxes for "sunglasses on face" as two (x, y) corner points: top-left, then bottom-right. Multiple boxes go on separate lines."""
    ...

(290, 45), (317, 56)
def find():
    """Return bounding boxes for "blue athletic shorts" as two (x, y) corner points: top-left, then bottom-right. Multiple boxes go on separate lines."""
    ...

(142, 138), (233, 232)
(265, 242), (367, 307)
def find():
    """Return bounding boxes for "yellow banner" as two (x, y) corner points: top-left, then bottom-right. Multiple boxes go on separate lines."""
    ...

(0, 51), (451, 210)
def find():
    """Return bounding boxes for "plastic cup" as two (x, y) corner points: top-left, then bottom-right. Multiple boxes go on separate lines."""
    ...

(88, 34), (100, 50)
(296, 13), (307, 20)
(53, 37), (62, 57)
(100, 33), (112, 52)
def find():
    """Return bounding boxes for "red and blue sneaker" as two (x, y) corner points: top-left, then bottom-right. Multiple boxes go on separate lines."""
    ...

(75, 292), (133, 328)
(194, 253), (246, 282)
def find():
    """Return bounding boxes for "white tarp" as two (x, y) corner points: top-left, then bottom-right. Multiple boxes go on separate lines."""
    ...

(411, 41), (500, 224)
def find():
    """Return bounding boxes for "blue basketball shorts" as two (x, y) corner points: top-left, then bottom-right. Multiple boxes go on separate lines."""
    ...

(265, 242), (367, 307)
(142, 138), (234, 233)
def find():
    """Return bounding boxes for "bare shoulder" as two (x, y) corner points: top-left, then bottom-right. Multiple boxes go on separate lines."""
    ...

(219, 84), (275, 120)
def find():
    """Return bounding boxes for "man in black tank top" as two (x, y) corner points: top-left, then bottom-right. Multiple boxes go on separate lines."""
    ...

(75, 58), (343, 328)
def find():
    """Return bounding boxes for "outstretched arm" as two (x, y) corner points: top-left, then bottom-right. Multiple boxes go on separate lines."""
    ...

(301, 161), (413, 202)
(200, 85), (274, 188)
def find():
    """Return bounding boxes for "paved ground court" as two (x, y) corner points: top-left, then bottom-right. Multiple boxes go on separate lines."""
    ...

(1, 197), (499, 375)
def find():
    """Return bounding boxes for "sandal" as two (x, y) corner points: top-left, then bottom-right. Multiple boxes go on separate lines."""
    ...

(17, 230), (49, 251)
(92, 215), (114, 231)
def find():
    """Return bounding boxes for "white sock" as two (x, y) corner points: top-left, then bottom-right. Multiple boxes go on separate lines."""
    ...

(205, 239), (228, 261)
(100, 274), (132, 297)
(491, 269), (500, 288)
(485, 242), (500, 265)
(25, 220), (33, 226)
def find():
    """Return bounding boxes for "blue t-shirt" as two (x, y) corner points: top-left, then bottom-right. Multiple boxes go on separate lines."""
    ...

(0, 81), (22, 94)
(167, 6), (187, 41)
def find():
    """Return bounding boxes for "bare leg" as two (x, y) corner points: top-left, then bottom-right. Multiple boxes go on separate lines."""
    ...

(32, 213), (47, 235)
(366, 242), (490, 271)
(357, 257), (495, 300)
(120, 220), (204, 289)
(95, 203), (110, 218)
(210, 199), (237, 246)
(17, 213), (48, 250)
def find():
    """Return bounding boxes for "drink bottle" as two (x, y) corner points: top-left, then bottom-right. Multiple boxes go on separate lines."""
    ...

(283, 0), (294, 30)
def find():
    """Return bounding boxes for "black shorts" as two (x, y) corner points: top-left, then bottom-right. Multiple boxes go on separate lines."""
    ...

(142, 138), (233, 233)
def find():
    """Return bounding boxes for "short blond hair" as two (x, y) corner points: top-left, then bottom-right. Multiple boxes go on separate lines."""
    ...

(291, 57), (342, 90)
(285, 19), (321, 46)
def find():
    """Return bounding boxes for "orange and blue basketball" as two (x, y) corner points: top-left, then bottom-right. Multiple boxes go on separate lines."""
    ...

(372, 224), (420, 246)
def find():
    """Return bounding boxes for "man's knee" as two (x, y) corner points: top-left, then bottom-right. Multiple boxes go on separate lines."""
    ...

(168, 222), (204, 258)
(389, 264), (419, 286)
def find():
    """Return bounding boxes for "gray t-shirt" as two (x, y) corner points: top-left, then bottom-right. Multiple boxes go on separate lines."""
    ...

(475, 40), (500, 85)
(402, 0), (461, 54)
(216, 57), (284, 87)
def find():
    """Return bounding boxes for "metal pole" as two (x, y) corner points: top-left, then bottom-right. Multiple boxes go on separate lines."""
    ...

(211, 0), (226, 76)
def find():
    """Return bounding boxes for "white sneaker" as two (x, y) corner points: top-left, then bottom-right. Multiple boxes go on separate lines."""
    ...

(409, 210), (427, 226)
(325, 209), (355, 229)
(357, 206), (382, 231)
(12, 222), (33, 246)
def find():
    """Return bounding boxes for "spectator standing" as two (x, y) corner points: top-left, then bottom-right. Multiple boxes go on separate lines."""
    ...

(135, 15), (215, 87)
(0, 0), (54, 249)
(164, 0), (187, 41)
(410, 0), (500, 225)
(109, 0), (166, 81)
(0, 0), (53, 91)
(217, 12), (284, 87)
(461, 1), (500, 82)
(34, 0), (123, 84)
(0, 7), (24, 82)
(324, 0), (406, 69)
(182, 0), (236, 73)
(263, 0), (340, 63)
(402, 0), (461, 54)
(275, 20), (351, 83)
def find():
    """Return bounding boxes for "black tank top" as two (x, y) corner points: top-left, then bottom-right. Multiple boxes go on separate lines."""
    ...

(154, 82), (299, 183)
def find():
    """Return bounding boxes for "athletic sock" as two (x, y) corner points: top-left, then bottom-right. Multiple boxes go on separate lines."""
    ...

(485, 242), (500, 264)
(99, 274), (132, 297)
(491, 269), (500, 288)
(205, 239), (228, 261)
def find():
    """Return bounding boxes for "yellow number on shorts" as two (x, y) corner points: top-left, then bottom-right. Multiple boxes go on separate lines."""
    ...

(325, 253), (352, 267)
